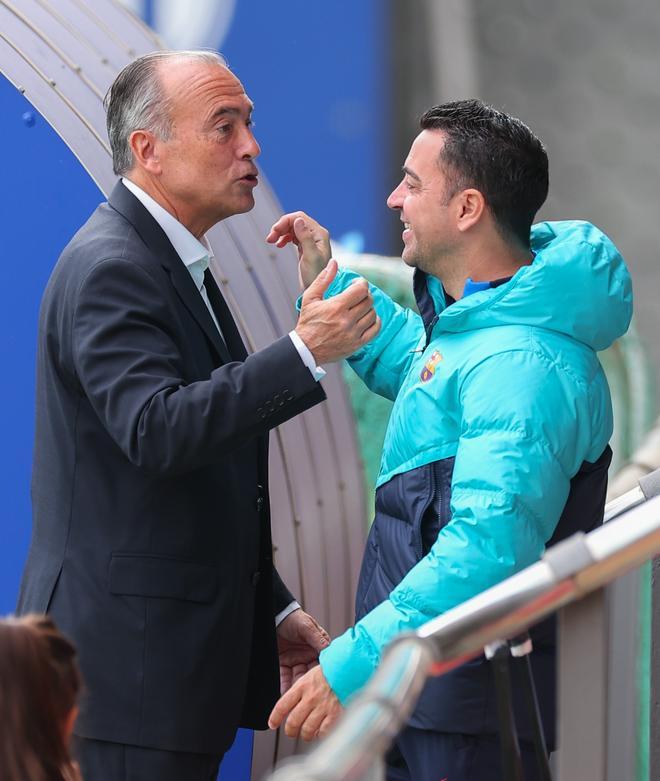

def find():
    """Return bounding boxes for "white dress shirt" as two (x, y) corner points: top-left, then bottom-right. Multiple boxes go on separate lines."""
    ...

(122, 178), (304, 624)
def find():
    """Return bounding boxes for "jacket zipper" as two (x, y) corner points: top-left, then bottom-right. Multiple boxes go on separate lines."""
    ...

(434, 461), (443, 536)
(417, 462), (438, 559)
(422, 461), (444, 558)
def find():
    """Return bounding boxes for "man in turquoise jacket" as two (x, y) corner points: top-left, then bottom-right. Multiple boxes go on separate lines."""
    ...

(268, 99), (632, 780)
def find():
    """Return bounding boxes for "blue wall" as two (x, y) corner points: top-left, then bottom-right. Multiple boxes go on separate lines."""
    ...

(0, 74), (104, 613)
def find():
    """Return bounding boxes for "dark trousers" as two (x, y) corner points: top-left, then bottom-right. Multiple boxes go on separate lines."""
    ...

(386, 728), (543, 781)
(74, 737), (224, 781)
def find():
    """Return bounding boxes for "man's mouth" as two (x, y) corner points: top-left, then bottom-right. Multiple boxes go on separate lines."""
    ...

(238, 172), (259, 186)
(402, 221), (412, 241)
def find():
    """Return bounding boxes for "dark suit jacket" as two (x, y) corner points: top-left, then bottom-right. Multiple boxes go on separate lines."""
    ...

(17, 181), (325, 755)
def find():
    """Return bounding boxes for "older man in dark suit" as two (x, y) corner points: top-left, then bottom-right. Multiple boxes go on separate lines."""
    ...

(16, 50), (379, 781)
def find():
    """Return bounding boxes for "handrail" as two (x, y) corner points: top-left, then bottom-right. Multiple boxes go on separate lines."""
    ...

(266, 475), (660, 781)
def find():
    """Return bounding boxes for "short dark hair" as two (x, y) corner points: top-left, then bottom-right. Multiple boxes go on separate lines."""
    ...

(420, 99), (548, 248)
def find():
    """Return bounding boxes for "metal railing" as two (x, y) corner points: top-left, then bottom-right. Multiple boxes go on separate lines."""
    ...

(267, 470), (660, 781)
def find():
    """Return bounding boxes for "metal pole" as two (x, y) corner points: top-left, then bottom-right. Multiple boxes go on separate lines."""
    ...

(487, 641), (524, 781)
(556, 590), (609, 781)
(509, 636), (552, 781)
(651, 556), (660, 781)
(606, 569), (641, 780)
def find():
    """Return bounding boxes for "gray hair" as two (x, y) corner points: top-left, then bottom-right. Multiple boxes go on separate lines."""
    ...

(104, 50), (228, 176)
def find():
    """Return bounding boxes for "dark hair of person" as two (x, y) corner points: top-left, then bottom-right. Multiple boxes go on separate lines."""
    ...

(0, 614), (82, 781)
(420, 99), (549, 248)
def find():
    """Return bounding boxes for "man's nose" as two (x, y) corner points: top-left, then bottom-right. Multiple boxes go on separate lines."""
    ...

(241, 128), (261, 159)
(387, 181), (404, 210)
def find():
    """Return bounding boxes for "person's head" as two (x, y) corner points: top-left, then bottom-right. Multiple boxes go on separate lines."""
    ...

(0, 614), (81, 781)
(387, 99), (548, 278)
(104, 50), (260, 237)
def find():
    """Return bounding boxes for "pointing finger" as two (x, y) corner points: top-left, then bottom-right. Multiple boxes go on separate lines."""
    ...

(267, 211), (309, 244)
(283, 697), (316, 739)
(317, 713), (337, 739)
(269, 685), (303, 729)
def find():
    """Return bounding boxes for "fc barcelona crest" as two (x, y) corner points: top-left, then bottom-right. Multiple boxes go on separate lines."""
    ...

(420, 350), (443, 382)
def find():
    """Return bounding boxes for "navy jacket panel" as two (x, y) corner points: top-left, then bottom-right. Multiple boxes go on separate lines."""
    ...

(356, 446), (611, 749)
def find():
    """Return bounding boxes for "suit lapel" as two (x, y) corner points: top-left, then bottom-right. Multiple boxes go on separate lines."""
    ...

(108, 182), (231, 365)
(167, 266), (231, 364)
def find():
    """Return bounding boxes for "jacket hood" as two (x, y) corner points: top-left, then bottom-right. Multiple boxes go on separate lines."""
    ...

(414, 220), (632, 352)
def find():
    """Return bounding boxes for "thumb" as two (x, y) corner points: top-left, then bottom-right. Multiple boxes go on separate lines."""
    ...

(302, 259), (338, 303)
(293, 217), (318, 252)
(300, 618), (330, 651)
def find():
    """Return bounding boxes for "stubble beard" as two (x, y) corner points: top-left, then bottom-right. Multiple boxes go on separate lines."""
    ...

(402, 237), (436, 275)
(403, 240), (458, 291)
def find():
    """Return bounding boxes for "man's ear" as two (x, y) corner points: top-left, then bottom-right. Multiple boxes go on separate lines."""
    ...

(128, 130), (162, 175)
(455, 188), (486, 233)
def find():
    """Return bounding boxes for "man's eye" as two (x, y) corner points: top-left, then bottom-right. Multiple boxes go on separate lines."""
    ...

(217, 124), (232, 135)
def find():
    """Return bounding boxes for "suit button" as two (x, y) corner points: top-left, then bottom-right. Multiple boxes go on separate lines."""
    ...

(256, 484), (266, 513)
(251, 571), (261, 586)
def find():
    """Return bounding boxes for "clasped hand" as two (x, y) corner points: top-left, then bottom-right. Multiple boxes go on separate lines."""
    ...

(277, 608), (328, 693)
(270, 663), (342, 741)
(267, 211), (381, 365)
(295, 261), (380, 364)
(267, 211), (331, 289)
(274, 609), (343, 740)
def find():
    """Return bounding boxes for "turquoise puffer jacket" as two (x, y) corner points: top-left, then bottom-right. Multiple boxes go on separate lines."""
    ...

(319, 220), (632, 703)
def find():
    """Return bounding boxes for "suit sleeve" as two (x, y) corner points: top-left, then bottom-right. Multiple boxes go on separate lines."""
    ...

(272, 568), (295, 616)
(320, 349), (594, 703)
(71, 257), (325, 476)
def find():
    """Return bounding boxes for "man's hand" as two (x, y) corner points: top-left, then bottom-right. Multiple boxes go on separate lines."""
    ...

(268, 665), (342, 741)
(267, 211), (331, 289)
(295, 260), (381, 364)
(277, 609), (330, 694)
